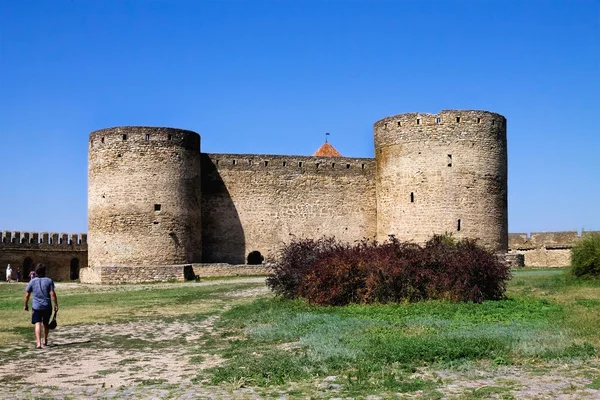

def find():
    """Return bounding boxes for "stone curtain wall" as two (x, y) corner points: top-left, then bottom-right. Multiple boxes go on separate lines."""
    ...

(509, 231), (600, 267)
(0, 231), (87, 281)
(374, 110), (508, 252)
(201, 153), (377, 263)
(88, 127), (203, 274)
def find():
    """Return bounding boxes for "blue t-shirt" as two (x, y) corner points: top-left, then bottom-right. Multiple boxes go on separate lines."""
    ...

(25, 277), (55, 310)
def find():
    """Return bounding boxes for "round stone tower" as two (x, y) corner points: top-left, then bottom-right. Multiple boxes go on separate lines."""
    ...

(88, 127), (202, 279)
(374, 110), (508, 251)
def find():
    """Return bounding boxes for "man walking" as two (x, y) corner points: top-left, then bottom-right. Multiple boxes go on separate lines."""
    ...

(24, 264), (58, 349)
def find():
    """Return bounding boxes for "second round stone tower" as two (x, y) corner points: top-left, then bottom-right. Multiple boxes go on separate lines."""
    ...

(88, 127), (202, 279)
(374, 110), (508, 251)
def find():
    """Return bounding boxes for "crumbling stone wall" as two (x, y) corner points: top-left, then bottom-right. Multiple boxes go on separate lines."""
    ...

(0, 231), (87, 281)
(509, 231), (600, 267)
(374, 110), (508, 251)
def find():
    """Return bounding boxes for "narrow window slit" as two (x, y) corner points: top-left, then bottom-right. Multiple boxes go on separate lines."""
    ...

(417, 118), (421, 125)
(282, 161), (287, 166)
(145, 134), (150, 141)
(122, 134), (127, 140)
(456, 117), (461, 123)
(346, 164), (350, 169)
(264, 161), (269, 167)
(436, 117), (441, 124)
(298, 161), (303, 167)
(457, 219), (461, 231)
(447, 154), (452, 167)
(154, 204), (161, 211)
(410, 192), (414, 203)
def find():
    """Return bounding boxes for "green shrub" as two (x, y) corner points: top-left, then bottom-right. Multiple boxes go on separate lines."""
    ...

(571, 233), (600, 278)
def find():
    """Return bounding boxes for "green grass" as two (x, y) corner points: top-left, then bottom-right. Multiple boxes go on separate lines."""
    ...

(0, 281), (266, 346)
(1, 269), (599, 398)
(193, 268), (600, 396)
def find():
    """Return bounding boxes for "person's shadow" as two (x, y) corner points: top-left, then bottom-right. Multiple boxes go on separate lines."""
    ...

(44, 339), (92, 347)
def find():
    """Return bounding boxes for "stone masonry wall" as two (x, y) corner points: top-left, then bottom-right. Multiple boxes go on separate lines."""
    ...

(509, 231), (600, 267)
(374, 110), (508, 251)
(0, 231), (87, 281)
(201, 153), (377, 263)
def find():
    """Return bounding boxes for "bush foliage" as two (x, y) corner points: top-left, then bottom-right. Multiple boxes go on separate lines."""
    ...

(571, 233), (600, 278)
(266, 235), (510, 305)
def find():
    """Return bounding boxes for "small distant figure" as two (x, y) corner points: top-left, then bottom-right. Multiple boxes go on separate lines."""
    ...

(16, 270), (21, 282)
(29, 269), (36, 281)
(6, 264), (12, 283)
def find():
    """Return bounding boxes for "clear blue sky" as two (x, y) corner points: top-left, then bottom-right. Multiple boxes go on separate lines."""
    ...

(0, 0), (598, 234)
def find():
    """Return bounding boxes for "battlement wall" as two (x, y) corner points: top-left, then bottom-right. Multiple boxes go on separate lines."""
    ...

(0, 230), (88, 281)
(89, 126), (200, 152)
(508, 231), (600, 267)
(201, 153), (377, 263)
(1, 231), (87, 248)
(205, 153), (375, 175)
(374, 110), (506, 148)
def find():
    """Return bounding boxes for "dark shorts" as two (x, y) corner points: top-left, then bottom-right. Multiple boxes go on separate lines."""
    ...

(32, 308), (52, 325)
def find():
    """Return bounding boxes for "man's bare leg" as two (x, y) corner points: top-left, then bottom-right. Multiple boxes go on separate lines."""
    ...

(35, 322), (43, 348)
(43, 324), (49, 346)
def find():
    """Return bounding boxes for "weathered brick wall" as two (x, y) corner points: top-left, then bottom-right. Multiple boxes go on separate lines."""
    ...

(88, 127), (203, 277)
(0, 231), (87, 281)
(508, 231), (600, 267)
(374, 110), (508, 251)
(201, 153), (377, 263)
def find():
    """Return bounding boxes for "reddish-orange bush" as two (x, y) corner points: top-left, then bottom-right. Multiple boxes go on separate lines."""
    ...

(267, 235), (510, 305)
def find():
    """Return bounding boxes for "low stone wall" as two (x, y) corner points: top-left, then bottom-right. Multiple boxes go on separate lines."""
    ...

(508, 231), (600, 267)
(513, 248), (571, 268)
(79, 263), (271, 284)
(496, 253), (524, 268)
(192, 263), (272, 277)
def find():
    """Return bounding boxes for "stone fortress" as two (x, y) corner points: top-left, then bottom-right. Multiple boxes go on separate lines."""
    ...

(84, 109), (507, 283)
(2, 110), (595, 282)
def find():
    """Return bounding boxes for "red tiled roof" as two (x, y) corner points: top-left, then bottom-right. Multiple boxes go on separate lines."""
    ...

(313, 142), (342, 157)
